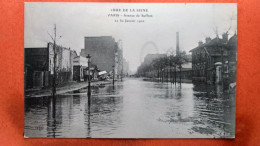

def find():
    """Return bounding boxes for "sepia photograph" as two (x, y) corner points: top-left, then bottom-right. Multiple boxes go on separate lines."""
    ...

(24, 3), (237, 138)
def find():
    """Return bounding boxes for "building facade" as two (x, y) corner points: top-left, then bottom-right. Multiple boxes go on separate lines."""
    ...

(25, 47), (49, 89)
(25, 42), (77, 89)
(189, 33), (237, 84)
(80, 36), (117, 73)
(48, 43), (77, 85)
(73, 56), (88, 82)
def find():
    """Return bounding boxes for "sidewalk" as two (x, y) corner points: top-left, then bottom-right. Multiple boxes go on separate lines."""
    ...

(25, 80), (112, 98)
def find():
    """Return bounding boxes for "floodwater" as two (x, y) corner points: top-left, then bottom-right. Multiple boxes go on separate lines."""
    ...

(24, 78), (236, 138)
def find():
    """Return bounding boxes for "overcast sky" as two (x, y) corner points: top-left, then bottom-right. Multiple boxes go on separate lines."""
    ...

(25, 3), (237, 72)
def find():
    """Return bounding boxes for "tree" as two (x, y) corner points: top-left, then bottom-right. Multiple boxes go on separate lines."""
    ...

(137, 51), (189, 84)
(175, 51), (189, 84)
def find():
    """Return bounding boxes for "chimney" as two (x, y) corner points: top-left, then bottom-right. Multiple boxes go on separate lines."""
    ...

(198, 41), (203, 46)
(222, 33), (228, 43)
(176, 32), (179, 56)
(205, 37), (211, 43)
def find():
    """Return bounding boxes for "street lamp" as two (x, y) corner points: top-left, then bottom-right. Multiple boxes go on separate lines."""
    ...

(86, 54), (91, 96)
(86, 54), (91, 134)
(112, 65), (115, 86)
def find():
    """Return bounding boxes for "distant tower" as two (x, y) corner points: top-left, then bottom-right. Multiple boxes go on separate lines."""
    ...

(176, 32), (180, 56)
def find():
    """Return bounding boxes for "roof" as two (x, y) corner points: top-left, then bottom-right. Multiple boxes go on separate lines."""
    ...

(182, 62), (192, 69)
(189, 32), (237, 53)
(189, 37), (227, 52)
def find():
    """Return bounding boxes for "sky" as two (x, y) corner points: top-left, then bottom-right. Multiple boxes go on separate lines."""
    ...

(25, 3), (237, 73)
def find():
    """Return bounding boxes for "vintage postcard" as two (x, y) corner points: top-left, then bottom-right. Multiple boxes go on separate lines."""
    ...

(24, 3), (237, 138)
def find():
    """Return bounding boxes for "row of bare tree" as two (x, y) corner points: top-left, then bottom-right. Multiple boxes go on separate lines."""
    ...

(137, 51), (189, 84)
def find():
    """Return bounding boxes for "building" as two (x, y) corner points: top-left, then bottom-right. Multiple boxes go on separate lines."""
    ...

(25, 47), (49, 89)
(189, 32), (237, 84)
(176, 62), (192, 80)
(123, 58), (129, 76)
(49, 43), (77, 85)
(227, 33), (237, 83)
(73, 56), (88, 81)
(25, 42), (77, 89)
(115, 42), (123, 79)
(80, 36), (118, 73)
(114, 41), (129, 79)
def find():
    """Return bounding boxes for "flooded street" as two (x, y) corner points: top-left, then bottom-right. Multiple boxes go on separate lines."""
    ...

(25, 78), (235, 138)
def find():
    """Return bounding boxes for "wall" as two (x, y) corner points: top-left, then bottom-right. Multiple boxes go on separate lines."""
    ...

(25, 47), (49, 71)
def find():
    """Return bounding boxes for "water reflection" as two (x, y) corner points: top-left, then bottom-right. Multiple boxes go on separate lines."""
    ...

(25, 78), (235, 138)
(86, 94), (91, 138)
(191, 84), (236, 137)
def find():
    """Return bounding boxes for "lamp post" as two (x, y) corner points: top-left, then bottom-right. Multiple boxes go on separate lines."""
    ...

(112, 65), (115, 86)
(86, 54), (91, 137)
(87, 54), (91, 96)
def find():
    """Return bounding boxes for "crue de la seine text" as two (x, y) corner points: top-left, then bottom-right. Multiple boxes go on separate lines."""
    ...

(108, 8), (153, 23)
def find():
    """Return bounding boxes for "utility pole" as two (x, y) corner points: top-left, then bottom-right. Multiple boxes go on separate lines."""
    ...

(47, 24), (62, 97)
(48, 24), (58, 97)
(176, 32), (180, 56)
(53, 25), (57, 97)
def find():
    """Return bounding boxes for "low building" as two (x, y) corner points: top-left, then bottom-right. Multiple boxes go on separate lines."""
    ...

(25, 47), (49, 89)
(73, 56), (88, 81)
(25, 42), (77, 89)
(176, 62), (192, 80)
